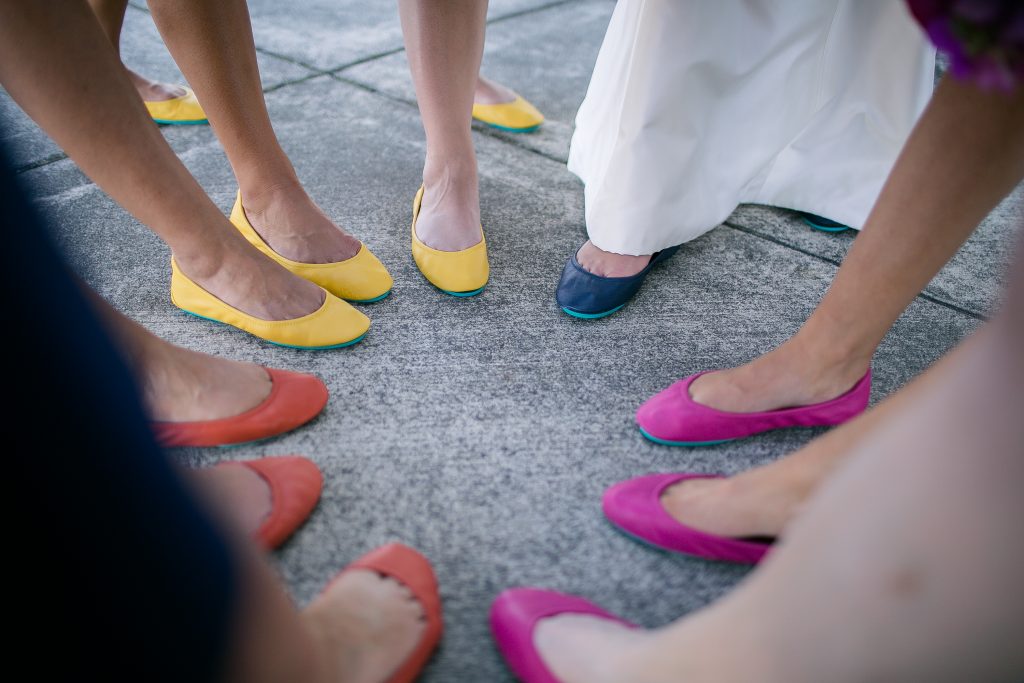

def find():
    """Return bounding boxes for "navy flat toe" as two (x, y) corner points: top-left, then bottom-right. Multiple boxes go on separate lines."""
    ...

(556, 244), (680, 319)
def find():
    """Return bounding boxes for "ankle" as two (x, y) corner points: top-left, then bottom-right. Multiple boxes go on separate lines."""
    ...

(783, 332), (872, 388)
(239, 176), (305, 215)
(728, 470), (806, 535)
(423, 149), (477, 192)
(173, 247), (228, 283)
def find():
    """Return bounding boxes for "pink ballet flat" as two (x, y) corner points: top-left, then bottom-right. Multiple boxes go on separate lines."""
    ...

(603, 473), (772, 564)
(491, 588), (636, 683)
(637, 370), (871, 445)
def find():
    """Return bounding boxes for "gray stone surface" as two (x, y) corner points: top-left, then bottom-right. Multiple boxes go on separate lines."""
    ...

(120, 4), (315, 91)
(342, 0), (614, 161)
(0, 3), (315, 171)
(727, 183), (1023, 318)
(245, 0), (575, 71)
(5, 0), (1018, 680)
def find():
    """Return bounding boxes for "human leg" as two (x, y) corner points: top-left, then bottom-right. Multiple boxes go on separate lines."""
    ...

(5, 145), (434, 683)
(146, 0), (375, 269)
(86, 0), (188, 102)
(399, 0), (487, 252)
(504, 312), (1024, 681)
(688, 76), (1024, 414)
(0, 0), (326, 323)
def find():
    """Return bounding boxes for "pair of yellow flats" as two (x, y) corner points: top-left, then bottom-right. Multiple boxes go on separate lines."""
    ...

(171, 193), (392, 350)
(172, 188), (491, 349)
(148, 85), (545, 132)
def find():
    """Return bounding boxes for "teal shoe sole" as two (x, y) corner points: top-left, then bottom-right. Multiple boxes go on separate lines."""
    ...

(606, 516), (678, 556)
(347, 289), (392, 304)
(180, 309), (367, 349)
(152, 118), (209, 126)
(442, 285), (485, 297)
(639, 426), (733, 447)
(478, 121), (540, 133)
(561, 304), (625, 320)
(801, 216), (851, 233)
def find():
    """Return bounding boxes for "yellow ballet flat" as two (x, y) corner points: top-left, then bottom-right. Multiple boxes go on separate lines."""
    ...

(169, 258), (370, 349)
(229, 192), (393, 303)
(411, 186), (489, 297)
(144, 86), (208, 125)
(472, 94), (544, 132)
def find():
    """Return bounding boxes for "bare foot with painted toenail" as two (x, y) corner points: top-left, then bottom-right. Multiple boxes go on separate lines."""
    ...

(305, 569), (427, 683)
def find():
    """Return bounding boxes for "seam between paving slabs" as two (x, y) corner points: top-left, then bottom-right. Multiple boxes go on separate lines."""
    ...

(723, 220), (988, 321)
(329, 72), (569, 167)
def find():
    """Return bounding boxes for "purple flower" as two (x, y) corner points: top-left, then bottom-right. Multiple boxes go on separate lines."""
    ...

(908, 0), (1024, 91)
(952, 0), (1003, 23)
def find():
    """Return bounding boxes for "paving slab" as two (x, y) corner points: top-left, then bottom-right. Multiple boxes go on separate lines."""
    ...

(120, 4), (315, 91)
(726, 180), (1023, 318)
(245, 0), (575, 72)
(0, 4), (315, 172)
(20, 72), (986, 681)
(341, 0), (613, 162)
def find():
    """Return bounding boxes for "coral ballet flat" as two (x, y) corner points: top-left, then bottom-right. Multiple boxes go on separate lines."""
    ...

(637, 370), (872, 446)
(170, 258), (370, 349)
(411, 185), (489, 296)
(143, 86), (208, 125)
(490, 588), (636, 683)
(472, 94), (545, 132)
(325, 543), (443, 683)
(603, 473), (772, 564)
(229, 192), (393, 303)
(216, 455), (324, 549)
(151, 367), (328, 448)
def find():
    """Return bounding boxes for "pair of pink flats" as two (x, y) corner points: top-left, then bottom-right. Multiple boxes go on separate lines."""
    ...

(491, 370), (872, 682)
(607, 368), (871, 563)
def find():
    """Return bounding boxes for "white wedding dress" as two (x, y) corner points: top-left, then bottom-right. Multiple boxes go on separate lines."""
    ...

(568, 0), (935, 255)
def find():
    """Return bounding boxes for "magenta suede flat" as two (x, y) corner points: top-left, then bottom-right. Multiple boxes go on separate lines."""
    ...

(603, 473), (772, 564)
(636, 370), (871, 446)
(491, 588), (637, 683)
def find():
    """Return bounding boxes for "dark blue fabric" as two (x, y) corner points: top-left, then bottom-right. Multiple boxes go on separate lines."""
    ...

(555, 245), (680, 315)
(3, 146), (237, 682)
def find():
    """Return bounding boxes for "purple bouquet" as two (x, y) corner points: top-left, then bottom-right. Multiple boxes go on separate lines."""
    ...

(908, 0), (1024, 90)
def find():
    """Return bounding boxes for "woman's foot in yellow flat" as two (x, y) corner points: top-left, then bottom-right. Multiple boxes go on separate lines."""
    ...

(416, 155), (483, 252)
(176, 248), (326, 322)
(234, 182), (393, 302)
(474, 75), (518, 106)
(240, 181), (362, 264)
(171, 255), (370, 349)
(127, 68), (208, 125)
(472, 75), (544, 132)
(129, 68), (187, 102)
(411, 184), (489, 296)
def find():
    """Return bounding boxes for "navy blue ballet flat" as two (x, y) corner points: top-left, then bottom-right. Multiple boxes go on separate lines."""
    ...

(799, 212), (851, 233)
(556, 244), (680, 319)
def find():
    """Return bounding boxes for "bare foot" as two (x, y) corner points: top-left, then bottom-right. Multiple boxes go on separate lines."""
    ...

(139, 339), (273, 422)
(241, 182), (362, 264)
(305, 570), (426, 683)
(415, 156), (483, 252)
(688, 336), (870, 414)
(474, 75), (517, 105)
(576, 240), (651, 277)
(190, 464), (272, 537)
(660, 473), (804, 539)
(535, 614), (653, 683)
(127, 67), (185, 102)
(176, 245), (326, 322)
